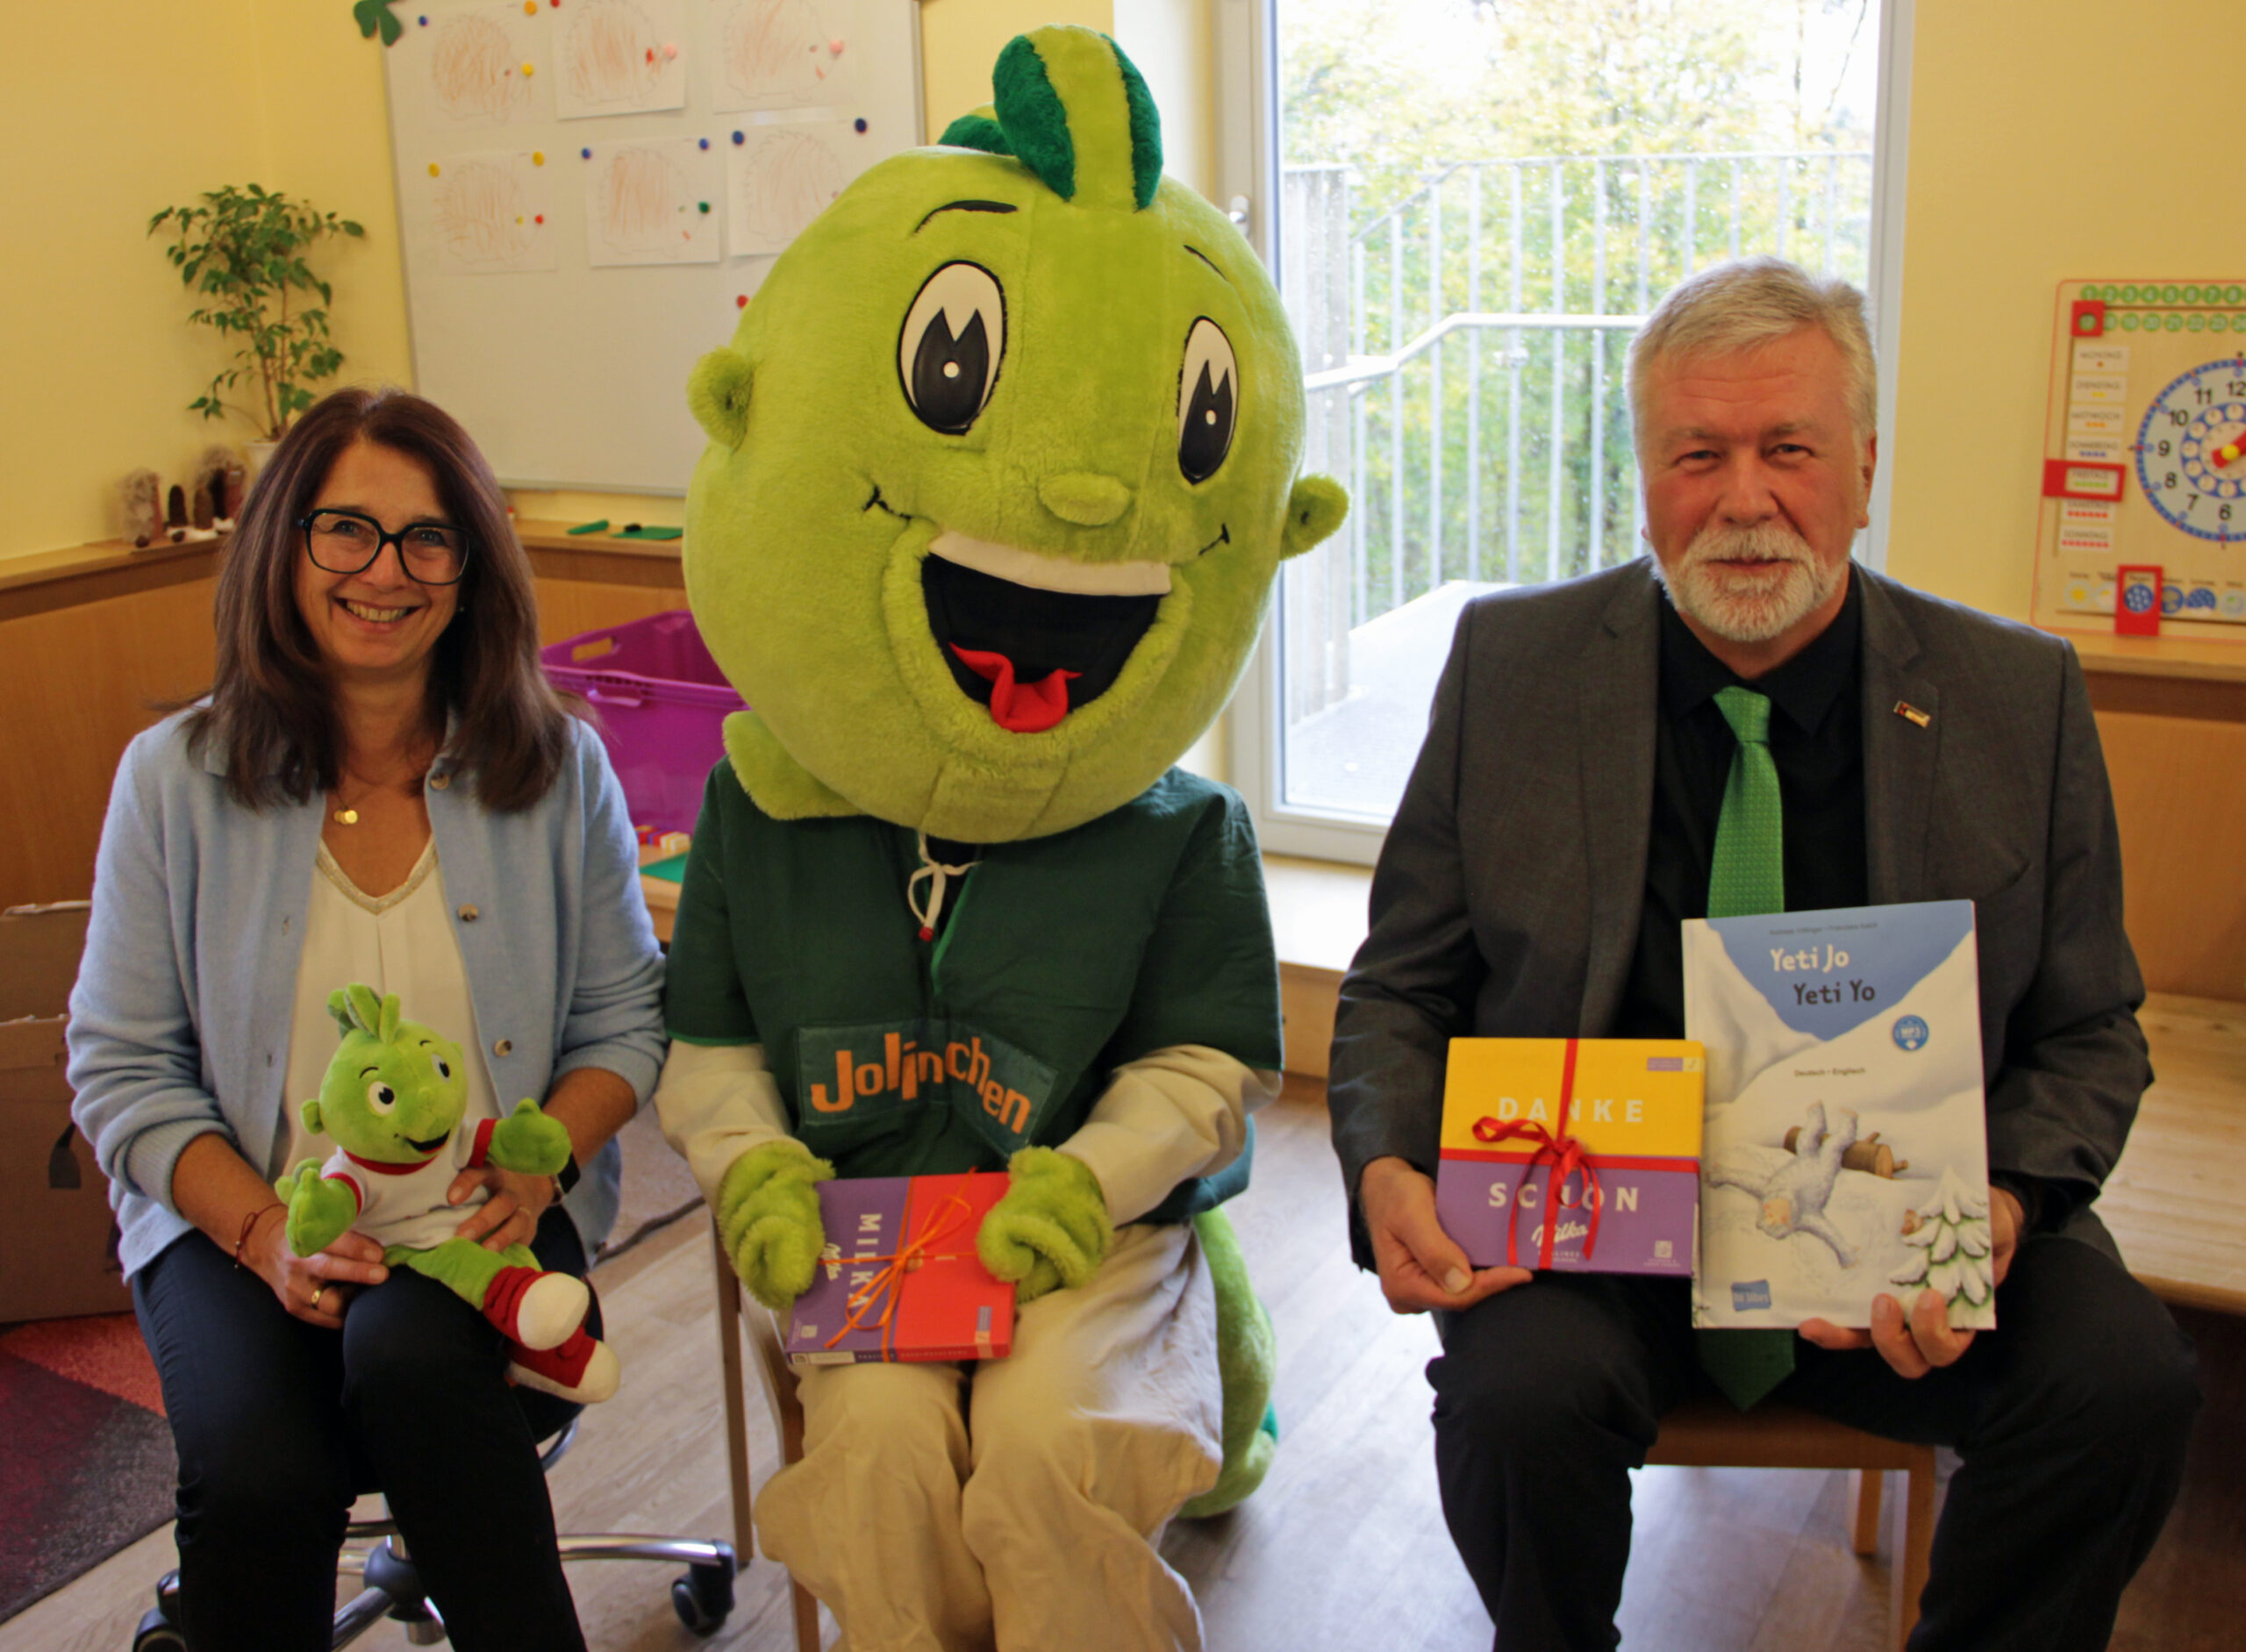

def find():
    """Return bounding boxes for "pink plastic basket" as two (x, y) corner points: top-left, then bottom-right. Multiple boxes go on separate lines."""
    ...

(540, 611), (744, 838)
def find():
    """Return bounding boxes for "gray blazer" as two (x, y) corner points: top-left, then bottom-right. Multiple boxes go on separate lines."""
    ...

(1327, 558), (2149, 1267)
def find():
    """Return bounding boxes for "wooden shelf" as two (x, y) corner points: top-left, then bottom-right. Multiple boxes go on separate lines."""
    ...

(2064, 630), (2246, 685)
(513, 518), (686, 561)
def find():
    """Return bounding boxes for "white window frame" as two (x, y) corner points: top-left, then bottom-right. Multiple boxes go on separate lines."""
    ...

(1216, 0), (1915, 865)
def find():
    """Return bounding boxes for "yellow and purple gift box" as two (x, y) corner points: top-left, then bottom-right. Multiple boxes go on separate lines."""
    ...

(1436, 1038), (1704, 1275)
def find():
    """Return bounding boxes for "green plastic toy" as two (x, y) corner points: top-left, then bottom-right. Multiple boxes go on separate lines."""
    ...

(282, 984), (619, 1402)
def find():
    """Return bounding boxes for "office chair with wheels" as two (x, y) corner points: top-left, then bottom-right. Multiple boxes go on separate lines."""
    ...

(130, 1412), (739, 1649)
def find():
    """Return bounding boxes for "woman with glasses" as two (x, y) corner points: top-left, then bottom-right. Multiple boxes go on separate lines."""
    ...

(68, 387), (665, 1651)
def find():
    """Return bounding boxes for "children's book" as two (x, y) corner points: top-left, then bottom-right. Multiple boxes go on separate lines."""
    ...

(1684, 901), (1996, 1331)
(1435, 1038), (1704, 1275)
(782, 1171), (1016, 1369)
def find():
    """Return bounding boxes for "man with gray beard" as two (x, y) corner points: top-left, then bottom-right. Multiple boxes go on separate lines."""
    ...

(1327, 257), (2198, 1651)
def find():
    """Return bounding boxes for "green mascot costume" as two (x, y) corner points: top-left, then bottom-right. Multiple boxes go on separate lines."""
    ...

(654, 25), (1343, 1651)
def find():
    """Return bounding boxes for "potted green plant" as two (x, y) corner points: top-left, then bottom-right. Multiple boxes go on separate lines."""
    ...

(149, 183), (366, 469)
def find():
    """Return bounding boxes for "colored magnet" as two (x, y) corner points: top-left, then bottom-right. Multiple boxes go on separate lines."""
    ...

(428, 162), (441, 175)
(698, 137), (710, 149)
(523, 0), (535, 12)
(732, 130), (745, 144)
(697, 201), (711, 213)
(2042, 458), (2125, 501)
(582, 147), (592, 158)
(830, 37), (846, 53)
(521, 60), (534, 75)
(855, 118), (868, 133)
(663, 41), (678, 59)
(736, 294), (749, 308)
(2115, 565), (2162, 636)
(532, 150), (545, 164)
(2071, 298), (2106, 338)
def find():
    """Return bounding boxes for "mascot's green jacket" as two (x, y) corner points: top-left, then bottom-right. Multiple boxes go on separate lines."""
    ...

(654, 26), (1343, 1652)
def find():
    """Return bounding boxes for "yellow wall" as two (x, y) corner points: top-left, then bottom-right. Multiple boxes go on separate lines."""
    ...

(1882, 7), (2233, 616)
(0, 0), (412, 563)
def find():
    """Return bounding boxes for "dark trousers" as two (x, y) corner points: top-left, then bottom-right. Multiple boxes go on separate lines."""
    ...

(132, 1207), (596, 1652)
(1428, 1233), (2200, 1652)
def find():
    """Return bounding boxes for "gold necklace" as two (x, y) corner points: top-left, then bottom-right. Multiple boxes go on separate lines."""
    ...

(330, 754), (431, 826)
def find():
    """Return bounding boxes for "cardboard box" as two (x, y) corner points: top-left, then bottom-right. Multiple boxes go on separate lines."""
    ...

(0, 902), (131, 1322)
(1436, 1037), (1704, 1276)
(783, 1172), (1015, 1369)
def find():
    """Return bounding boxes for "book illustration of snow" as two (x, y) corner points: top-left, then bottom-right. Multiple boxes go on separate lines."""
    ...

(1684, 900), (1996, 1332)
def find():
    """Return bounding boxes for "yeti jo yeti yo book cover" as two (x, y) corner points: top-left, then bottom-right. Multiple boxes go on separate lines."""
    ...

(783, 1172), (1016, 1370)
(1435, 1039), (1705, 1275)
(1684, 901), (1995, 1332)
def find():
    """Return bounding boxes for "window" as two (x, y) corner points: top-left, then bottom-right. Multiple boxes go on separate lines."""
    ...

(1217, 0), (1913, 861)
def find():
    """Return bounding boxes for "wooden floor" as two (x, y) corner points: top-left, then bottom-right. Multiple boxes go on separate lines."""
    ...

(8, 1078), (2241, 1652)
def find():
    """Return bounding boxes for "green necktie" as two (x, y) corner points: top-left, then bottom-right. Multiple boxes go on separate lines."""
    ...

(1697, 686), (1797, 1409)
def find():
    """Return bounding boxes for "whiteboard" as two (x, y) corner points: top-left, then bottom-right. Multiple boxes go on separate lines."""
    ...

(381, 0), (923, 493)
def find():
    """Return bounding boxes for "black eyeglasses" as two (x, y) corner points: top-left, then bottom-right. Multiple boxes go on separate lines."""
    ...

(298, 509), (471, 585)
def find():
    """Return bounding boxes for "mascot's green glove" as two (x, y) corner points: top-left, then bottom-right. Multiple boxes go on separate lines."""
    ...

(977, 1148), (1113, 1304)
(714, 1139), (835, 1312)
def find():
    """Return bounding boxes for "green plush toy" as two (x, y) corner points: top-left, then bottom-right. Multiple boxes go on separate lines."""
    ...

(283, 984), (619, 1402)
(676, 23), (1343, 1530)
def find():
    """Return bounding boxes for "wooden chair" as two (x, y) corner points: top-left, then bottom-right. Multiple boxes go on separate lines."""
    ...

(711, 1219), (823, 1652)
(1646, 1397), (1935, 1652)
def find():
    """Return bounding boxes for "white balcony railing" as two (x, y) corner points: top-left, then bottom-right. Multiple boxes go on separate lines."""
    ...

(1275, 149), (1873, 804)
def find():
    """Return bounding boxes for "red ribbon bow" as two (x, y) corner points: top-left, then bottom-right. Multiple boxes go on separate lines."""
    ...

(1469, 1039), (1604, 1269)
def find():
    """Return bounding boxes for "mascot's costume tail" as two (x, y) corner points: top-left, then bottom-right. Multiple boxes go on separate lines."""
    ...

(680, 25), (1345, 1518)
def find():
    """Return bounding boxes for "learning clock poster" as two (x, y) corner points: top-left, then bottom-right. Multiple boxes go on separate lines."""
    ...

(1683, 901), (1996, 1332)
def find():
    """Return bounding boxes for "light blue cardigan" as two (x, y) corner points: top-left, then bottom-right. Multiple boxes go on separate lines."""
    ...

(68, 709), (668, 1278)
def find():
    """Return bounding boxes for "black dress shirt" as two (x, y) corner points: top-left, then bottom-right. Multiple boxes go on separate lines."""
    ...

(1612, 574), (1866, 1041)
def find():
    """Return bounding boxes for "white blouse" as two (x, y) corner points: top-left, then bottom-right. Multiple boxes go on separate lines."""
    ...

(270, 838), (502, 1185)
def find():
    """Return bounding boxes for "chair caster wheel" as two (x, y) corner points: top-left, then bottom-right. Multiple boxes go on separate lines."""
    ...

(672, 1559), (734, 1634)
(132, 1606), (190, 1652)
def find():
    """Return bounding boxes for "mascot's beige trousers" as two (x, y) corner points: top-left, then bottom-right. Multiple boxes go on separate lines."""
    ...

(756, 1221), (1222, 1652)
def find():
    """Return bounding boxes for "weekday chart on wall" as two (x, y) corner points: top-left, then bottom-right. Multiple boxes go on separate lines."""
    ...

(380, 0), (921, 493)
(2034, 279), (2246, 636)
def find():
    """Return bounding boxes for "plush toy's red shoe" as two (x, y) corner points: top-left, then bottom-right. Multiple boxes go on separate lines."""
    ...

(483, 1264), (592, 1351)
(507, 1323), (621, 1403)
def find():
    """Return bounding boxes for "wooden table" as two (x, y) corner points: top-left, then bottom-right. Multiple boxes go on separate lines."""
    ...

(2104, 993), (2246, 1315)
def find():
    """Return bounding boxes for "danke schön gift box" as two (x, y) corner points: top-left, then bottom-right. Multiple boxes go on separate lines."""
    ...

(1436, 1038), (1705, 1274)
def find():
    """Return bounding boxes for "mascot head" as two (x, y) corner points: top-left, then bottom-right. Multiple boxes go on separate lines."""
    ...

(683, 25), (1345, 842)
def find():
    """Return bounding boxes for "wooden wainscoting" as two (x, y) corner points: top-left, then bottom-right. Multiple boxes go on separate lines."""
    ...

(0, 540), (223, 907)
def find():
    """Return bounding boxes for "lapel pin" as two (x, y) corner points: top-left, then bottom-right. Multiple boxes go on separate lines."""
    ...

(1893, 700), (1931, 728)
